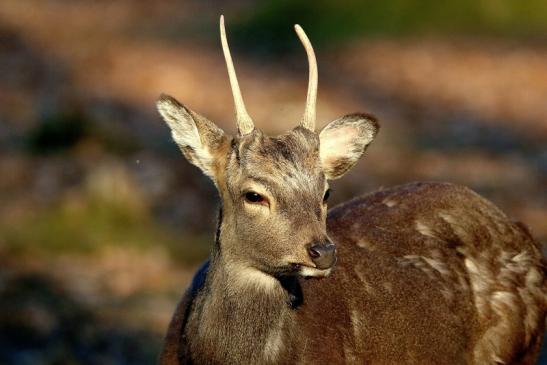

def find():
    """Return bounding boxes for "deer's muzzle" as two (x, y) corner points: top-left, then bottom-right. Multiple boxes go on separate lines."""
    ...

(307, 242), (336, 269)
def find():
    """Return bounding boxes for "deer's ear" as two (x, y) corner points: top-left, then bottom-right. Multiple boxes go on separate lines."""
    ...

(319, 113), (379, 180)
(157, 94), (228, 180)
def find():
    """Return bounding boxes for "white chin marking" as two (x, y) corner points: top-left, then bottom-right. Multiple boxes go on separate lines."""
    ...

(300, 266), (332, 278)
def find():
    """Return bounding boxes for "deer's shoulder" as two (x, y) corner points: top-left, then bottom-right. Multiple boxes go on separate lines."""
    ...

(327, 181), (536, 254)
(158, 260), (209, 365)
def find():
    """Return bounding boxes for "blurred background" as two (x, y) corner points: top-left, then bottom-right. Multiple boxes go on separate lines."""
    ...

(0, 1), (546, 364)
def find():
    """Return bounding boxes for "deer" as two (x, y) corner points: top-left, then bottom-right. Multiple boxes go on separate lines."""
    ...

(156, 16), (546, 365)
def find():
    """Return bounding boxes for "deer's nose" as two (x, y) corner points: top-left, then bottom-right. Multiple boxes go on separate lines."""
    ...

(308, 242), (336, 269)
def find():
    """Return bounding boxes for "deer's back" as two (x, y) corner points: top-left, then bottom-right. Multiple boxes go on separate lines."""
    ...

(295, 181), (545, 364)
(160, 182), (545, 365)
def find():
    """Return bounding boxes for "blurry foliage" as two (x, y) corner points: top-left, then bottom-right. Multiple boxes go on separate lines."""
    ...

(0, 274), (160, 365)
(234, 0), (547, 54)
(25, 109), (140, 156)
(0, 189), (210, 266)
(26, 110), (89, 154)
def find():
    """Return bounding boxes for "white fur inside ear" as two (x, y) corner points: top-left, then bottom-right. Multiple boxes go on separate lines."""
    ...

(320, 126), (359, 164)
(319, 114), (378, 179)
(156, 94), (215, 176)
(158, 101), (201, 147)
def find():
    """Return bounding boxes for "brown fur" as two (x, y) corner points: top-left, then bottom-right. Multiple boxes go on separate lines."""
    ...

(156, 18), (545, 362)
(157, 94), (545, 364)
(158, 178), (545, 365)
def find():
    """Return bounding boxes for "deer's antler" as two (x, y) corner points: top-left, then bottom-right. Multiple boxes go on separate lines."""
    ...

(295, 24), (317, 131)
(220, 15), (254, 135)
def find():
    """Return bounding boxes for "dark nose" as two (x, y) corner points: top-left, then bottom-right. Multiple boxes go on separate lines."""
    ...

(307, 242), (336, 270)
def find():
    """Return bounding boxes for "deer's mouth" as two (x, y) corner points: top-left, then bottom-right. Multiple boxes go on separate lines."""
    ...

(300, 265), (333, 278)
(288, 263), (334, 278)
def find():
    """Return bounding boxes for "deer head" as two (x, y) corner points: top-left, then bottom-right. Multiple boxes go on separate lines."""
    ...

(157, 16), (378, 279)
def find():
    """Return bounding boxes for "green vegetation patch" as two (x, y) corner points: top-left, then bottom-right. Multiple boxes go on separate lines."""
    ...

(233, 0), (547, 53)
(0, 192), (210, 266)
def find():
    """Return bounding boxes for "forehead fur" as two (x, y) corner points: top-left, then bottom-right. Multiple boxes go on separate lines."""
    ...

(227, 126), (323, 193)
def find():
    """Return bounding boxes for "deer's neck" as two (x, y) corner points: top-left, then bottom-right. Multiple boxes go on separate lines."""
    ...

(185, 253), (301, 364)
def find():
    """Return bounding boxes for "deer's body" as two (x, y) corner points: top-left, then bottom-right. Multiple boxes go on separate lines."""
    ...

(156, 16), (545, 365)
(160, 182), (545, 364)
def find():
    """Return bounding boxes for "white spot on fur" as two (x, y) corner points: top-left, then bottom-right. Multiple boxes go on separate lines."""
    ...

(464, 258), (479, 275)
(356, 239), (373, 249)
(354, 267), (375, 294)
(399, 255), (456, 302)
(400, 255), (450, 281)
(415, 220), (437, 239)
(491, 291), (519, 317)
(300, 266), (332, 278)
(422, 256), (450, 277)
(231, 265), (279, 292)
(465, 249), (545, 363)
(492, 355), (506, 364)
(343, 341), (358, 363)
(350, 309), (363, 341)
(438, 212), (469, 241)
(475, 290), (520, 363)
(440, 288), (454, 301)
(518, 287), (540, 345)
(263, 328), (283, 361)
(526, 267), (542, 286)
(464, 258), (493, 317)
(382, 198), (397, 207)
(512, 251), (530, 264)
(354, 268), (366, 283)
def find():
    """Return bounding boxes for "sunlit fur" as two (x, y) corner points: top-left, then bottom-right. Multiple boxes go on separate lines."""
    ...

(157, 95), (545, 365)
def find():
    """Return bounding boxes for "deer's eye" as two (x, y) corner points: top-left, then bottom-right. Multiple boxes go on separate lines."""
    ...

(323, 189), (331, 203)
(244, 192), (265, 204)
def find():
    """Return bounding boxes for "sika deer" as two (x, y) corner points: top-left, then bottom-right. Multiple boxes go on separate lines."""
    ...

(157, 16), (546, 365)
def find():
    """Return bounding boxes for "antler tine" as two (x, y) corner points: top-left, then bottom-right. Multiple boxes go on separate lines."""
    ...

(220, 15), (254, 135)
(294, 24), (317, 131)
